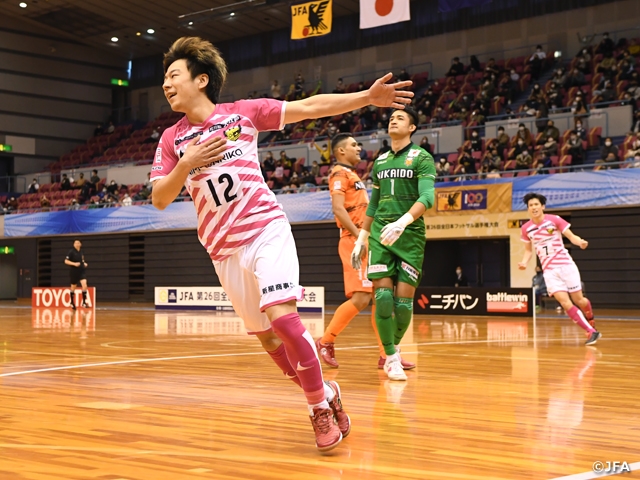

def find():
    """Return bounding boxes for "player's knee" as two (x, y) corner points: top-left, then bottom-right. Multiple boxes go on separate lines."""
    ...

(375, 288), (394, 318)
(350, 292), (371, 311)
(394, 297), (413, 324)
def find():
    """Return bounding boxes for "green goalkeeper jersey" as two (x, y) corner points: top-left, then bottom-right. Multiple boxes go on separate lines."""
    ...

(366, 143), (436, 230)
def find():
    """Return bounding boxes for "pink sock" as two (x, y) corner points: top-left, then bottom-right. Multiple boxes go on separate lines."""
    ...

(267, 343), (301, 387)
(567, 306), (595, 333)
(581, 299), (594, 320)
(271, 313), (325, 405)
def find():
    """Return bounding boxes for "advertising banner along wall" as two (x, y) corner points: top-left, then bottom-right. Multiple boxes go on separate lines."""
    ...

(414, 287), (532, 316)
(31, 287), (96, 309)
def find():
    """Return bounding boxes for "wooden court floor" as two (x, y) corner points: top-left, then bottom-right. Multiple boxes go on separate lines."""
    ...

(0, 303), (639, 480)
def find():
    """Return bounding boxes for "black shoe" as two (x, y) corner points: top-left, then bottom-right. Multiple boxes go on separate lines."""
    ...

(81, 302), (88, 308)
(70, 303), (77, 310)
(585, 331), (601, 346)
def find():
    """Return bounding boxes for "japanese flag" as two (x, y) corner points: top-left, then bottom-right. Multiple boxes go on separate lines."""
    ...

(359, 0), (411, 29)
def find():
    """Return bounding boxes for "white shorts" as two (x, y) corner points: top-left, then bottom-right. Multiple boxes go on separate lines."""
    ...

(213, 219), (304, 335)
(543, 263), (582, 296)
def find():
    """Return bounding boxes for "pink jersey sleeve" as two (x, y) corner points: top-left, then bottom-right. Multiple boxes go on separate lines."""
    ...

(150, 128), (179, 181)
(235, 99), (285, 132)
(520, 222), (531, 242)
(550, 214), (571, 233)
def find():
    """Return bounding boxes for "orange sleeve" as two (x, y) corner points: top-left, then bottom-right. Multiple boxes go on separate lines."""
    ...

(329, 168), (349, 196)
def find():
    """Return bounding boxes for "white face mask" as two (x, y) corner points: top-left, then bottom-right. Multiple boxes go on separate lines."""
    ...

(605, 142), (612, 146)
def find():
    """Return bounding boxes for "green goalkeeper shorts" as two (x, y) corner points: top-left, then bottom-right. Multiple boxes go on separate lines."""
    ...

(367, 220), (426, 287)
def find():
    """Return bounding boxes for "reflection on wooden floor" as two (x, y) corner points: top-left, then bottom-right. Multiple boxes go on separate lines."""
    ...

(1, 305), (639, 479)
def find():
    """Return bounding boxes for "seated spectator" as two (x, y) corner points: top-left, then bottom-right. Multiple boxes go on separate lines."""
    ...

(332, 78), (346, 94)
(468, 55), (481, 72)
(144, 128), (160, 143)
(417, 109), (428, 125)
(574, 49), (591, 75)
(133, 185), (152, 201)
(510, 137), (530, 160)
(436, 157), (451, 178)
(575, 120), (587, 140)
(375, 139), (391, 159)
(263, 151), (276, 172)
(61, 174), (72, 191)
(75, 173), (86, 189)
(597, 137), (619, 169)
(310, 160), (320, 178)
(551, 68), (567, 87)
(484, 58), (500, 77)
(595, 32), (615, 56)
(515, 151), (533, 170)
(106, 121), (115, 134)
(106, 180), (119, 195)
(40, 194), (51, 212)
(624, 137), (640, 168)
(121, 193), (132, 206)
(446, 57), (465, 77)
(538, 120), (560, 144)
(358, 143), (368, 161)
(596, 52), (616, 74)
(592, 82), (616, 104)
(273, 160), (285, 189)
(535, 136), (558, 173)
(547, 82), (564, 110)
(279, 150), (294, 169)
(27, 178), (39, 194)
(271, 80), (282, 99)
(566, 69), (586, 88)
(90, 169), (100, 185)
(398, 69), (410, 82)
(69, 199), (80, 210)
(503, 106), (516, 119)
(515, 123), (533, 146)
(456, 149), (477, 175)
(571, 92), (589, 126)
(94, 124), (104, 136)
(495, 126), (510, 158)
(7, 197), (18, 212)
(566, 130), (585, 168)
(469, 131), (482, 152)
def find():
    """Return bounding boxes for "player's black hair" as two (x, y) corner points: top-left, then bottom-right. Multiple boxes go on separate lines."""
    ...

(331, 133), (354, 152)
(523, 192), (547, 206)
(392, 106), (419, 128)
(164, 37), (227, 104)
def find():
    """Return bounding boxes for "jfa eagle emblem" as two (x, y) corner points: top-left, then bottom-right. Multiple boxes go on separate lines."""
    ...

(306, 1), (330, 35)
(224, 126), (241, 141)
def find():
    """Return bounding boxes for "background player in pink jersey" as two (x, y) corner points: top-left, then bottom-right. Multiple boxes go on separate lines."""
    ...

(150, 37), (414, 452)
(518, 193), (601, 345)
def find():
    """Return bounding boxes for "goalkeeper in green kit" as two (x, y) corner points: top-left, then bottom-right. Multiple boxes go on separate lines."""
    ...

(351, 106), (436, 381)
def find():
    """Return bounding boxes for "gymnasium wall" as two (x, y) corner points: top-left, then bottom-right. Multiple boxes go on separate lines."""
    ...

(131, 0), (640, 120)
(0, 17), (127, 173)
(2, 206), (639, 308)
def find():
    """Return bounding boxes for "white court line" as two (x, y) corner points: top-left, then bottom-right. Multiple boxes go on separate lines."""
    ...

(549, 462), (640, 480)
(2, 336), (639, 378)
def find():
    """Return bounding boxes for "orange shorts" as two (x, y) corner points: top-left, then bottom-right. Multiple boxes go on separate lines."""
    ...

(338, 235), (373, 298)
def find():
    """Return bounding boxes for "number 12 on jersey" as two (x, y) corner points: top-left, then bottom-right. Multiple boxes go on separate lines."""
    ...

(206, 173), (237, 207)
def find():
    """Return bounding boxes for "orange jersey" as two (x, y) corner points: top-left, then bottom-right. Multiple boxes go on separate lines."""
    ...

(329, 164), (369, 237)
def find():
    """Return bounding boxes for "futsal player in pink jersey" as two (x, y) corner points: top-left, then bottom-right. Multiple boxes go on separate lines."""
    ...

(150, 37), (414, 452)
(519, 193), (601, 345)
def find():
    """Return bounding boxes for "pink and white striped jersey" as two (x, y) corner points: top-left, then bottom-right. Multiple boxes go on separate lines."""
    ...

(151, 99), (287, 263)
(521, 214), (574, 271)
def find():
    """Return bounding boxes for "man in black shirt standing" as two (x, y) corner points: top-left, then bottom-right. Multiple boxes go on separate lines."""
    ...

(64, 239), (89, 309)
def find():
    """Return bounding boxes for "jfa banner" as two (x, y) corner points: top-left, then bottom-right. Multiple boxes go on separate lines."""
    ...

(155, 286), (325, 314)
(291, 1), (332, 39)
(427, 183), (512, 216)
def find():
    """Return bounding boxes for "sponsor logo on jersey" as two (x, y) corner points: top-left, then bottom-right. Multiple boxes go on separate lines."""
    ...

(354, 181), (366, 190)
(377, 168), (414, 179)
(401, 262), (419, 281)
(333, 180), (342, 190)
(406, 148), (421, 166)
(209, 115), (242, 132)
(175, 131), (203, 146)
(151, 166), (163, 171)
(546, 225), (556, 234)
(155, 147), (162, 163)
(376, 152), (390, 162)
(368, 264), (388, 274)
(261, 282), (296, 295)
(224, 126), (242, 141)
(187, 149), (243, 175)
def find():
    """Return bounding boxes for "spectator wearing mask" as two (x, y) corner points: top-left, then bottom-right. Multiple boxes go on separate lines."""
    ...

(470, 131), (482, 152)
(575, 120), (587, 140)
(515, 123), (533, 147)
(446, 57), (465, 77)
(598, 137), (619, 169)
(90, 169), (100, 186)
(61, 174), (72, 191)
(121, 193), (132, 206)
(40, 194), (51, 211)
(279, 150), (294, 169)
(495, 126), (510, 158)
(566, 131), (585, 169)
(454, 266), (468, 287)
(28, 179), (39, 194)
(436, 157), (451, 178)
(528, 45), (546, 79)
(535, 136), (558, 173)
(75, 173), (86, 189)
(313, 142), (331, 165)
(624, 138), (640, 168)
(538, 120), (560, 144)
(595, 32), (615, 56)
(271, 80), (282, 99)
(106, 180), (119, 196)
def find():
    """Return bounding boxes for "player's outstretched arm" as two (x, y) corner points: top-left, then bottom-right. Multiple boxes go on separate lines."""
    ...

(563, 228), (588, 249)
(518, 242), (533, 270)
(284, 73), (413, 125)
(152, 136), (227, 210)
